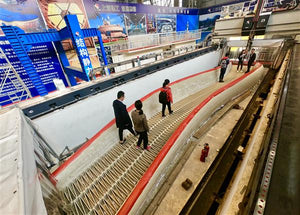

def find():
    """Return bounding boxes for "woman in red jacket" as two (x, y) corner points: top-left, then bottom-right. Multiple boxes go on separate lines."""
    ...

(161, 79), (173, 117)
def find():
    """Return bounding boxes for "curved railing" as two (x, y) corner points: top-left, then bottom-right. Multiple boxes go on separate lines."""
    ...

(51, 66), (221, 178)
(117, 64), (263, 214)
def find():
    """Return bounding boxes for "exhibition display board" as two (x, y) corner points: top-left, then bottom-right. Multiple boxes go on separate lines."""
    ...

(0, 0), (297, 107)
(0, 37), (68, 106)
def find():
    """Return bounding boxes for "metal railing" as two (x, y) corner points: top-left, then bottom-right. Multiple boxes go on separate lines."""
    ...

(229, 47), (282, 64)
(109, 30), (202, 52)
(94, 41), (207, 75)
(0, 47), (32, 106)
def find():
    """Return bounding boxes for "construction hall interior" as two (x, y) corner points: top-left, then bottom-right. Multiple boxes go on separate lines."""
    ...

(0, 0), (299, 215)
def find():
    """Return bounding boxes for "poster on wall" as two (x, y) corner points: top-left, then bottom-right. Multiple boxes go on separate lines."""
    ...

(0, 37), (68, 106)
(84, 0), (128, 44)
(156, 14), (176, 33)
(263, 0), (300, 12)
(92, 13), (127, 44)
(221, 2), (247, 18)
(37, 0), (89, 30)
(199, 12), (221, 41)
(0, 0), (47, 35)
(37, 0), (93, 50)
(146, 14), (157, 34)
(84, 0), (198, 35)
(176, 15), (199, 32)
(124, 13), (146, 36)
(199, 12), (221, 31)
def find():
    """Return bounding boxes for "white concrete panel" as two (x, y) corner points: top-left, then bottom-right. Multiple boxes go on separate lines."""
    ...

(34, 51), (221, 154)
(215, 17), (244, 31)
(267, 10), (300, 26)
(227, 39), (283, 47)
(0, 108), (47, 215)
(266, 24), (300, 34)
(215, 10), (300, 38)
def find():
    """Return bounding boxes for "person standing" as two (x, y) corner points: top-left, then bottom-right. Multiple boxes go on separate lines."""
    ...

(237, 50), (246, 72)
(159, 79), (173, 117)
(131, 100), (151, 150)
(219, 53), (230, 82)
(113, 91), (136, 144)
(246, 48), (256, 73)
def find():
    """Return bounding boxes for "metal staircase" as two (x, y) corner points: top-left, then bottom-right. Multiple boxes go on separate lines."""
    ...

(1, 25), (48, 96)
(0, 47), (32, 106)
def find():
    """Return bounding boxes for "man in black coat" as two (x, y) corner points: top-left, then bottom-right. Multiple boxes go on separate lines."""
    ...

(113, 91), (136, 144)
(246, 48), (256, 73)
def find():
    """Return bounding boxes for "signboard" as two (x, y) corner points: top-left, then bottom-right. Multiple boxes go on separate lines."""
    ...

(242, 16), (254, 36)
(84, 0), (199, 15)
(257, 14), (270, 29)
(256, 14), (271, 35)
(0, 37), (68, 106)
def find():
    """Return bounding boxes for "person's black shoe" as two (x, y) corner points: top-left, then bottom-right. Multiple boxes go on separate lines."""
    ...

(162, 114), (166, 117)
(219, 80), (224, 82)
(170, 110), (173, 114)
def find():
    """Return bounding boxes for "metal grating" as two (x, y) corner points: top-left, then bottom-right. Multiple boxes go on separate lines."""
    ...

(61, 83), (221, 215)
(0, 47), (32, 106)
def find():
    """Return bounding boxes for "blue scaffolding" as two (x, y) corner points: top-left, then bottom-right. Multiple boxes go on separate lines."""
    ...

(1, 15), (108, 96)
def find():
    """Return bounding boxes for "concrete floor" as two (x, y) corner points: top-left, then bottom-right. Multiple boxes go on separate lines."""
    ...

(154, 95), (252, 215)
(265, 45), (300, 214)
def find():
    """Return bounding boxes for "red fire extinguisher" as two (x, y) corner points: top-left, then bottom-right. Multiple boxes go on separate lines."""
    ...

(200, 143), (210, 162)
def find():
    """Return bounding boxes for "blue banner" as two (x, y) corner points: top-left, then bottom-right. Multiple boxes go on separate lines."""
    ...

(84, 0), (199, 15)
(176, 15), (199, 31)
(0, 37), (68, 106)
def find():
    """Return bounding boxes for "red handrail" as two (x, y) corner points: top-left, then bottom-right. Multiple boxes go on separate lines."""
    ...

(51, 66), (220, 177)
(118, 64), (262, 214)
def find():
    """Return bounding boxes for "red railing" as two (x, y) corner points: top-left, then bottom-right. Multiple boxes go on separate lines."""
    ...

(52, 67), (220, 177)
(117, 64), (262, 214)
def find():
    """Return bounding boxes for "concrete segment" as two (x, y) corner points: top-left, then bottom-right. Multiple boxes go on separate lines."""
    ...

(129, 65), (265, 214)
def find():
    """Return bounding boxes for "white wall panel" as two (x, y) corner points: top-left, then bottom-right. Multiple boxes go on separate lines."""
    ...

(34, 51), (221, 154)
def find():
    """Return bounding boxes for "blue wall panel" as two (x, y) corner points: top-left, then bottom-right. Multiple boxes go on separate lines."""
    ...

(176, 15), (199, 32)
(0, 37), (68, 106)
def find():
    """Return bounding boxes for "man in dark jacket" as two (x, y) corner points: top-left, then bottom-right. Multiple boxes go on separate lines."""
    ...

(113, 91), (136, 144)
(219, 53), (230, 82)
(246, 48), (256, 73)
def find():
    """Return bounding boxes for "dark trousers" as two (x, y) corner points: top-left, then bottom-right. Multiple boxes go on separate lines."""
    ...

(237, 60), (243, 70)
(246, 62), (253, 73)
(119, 124), (135, 141)
(162, 102), (172, 116)
(137, 131), (148, 149)
(219, 68), (226, 81)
